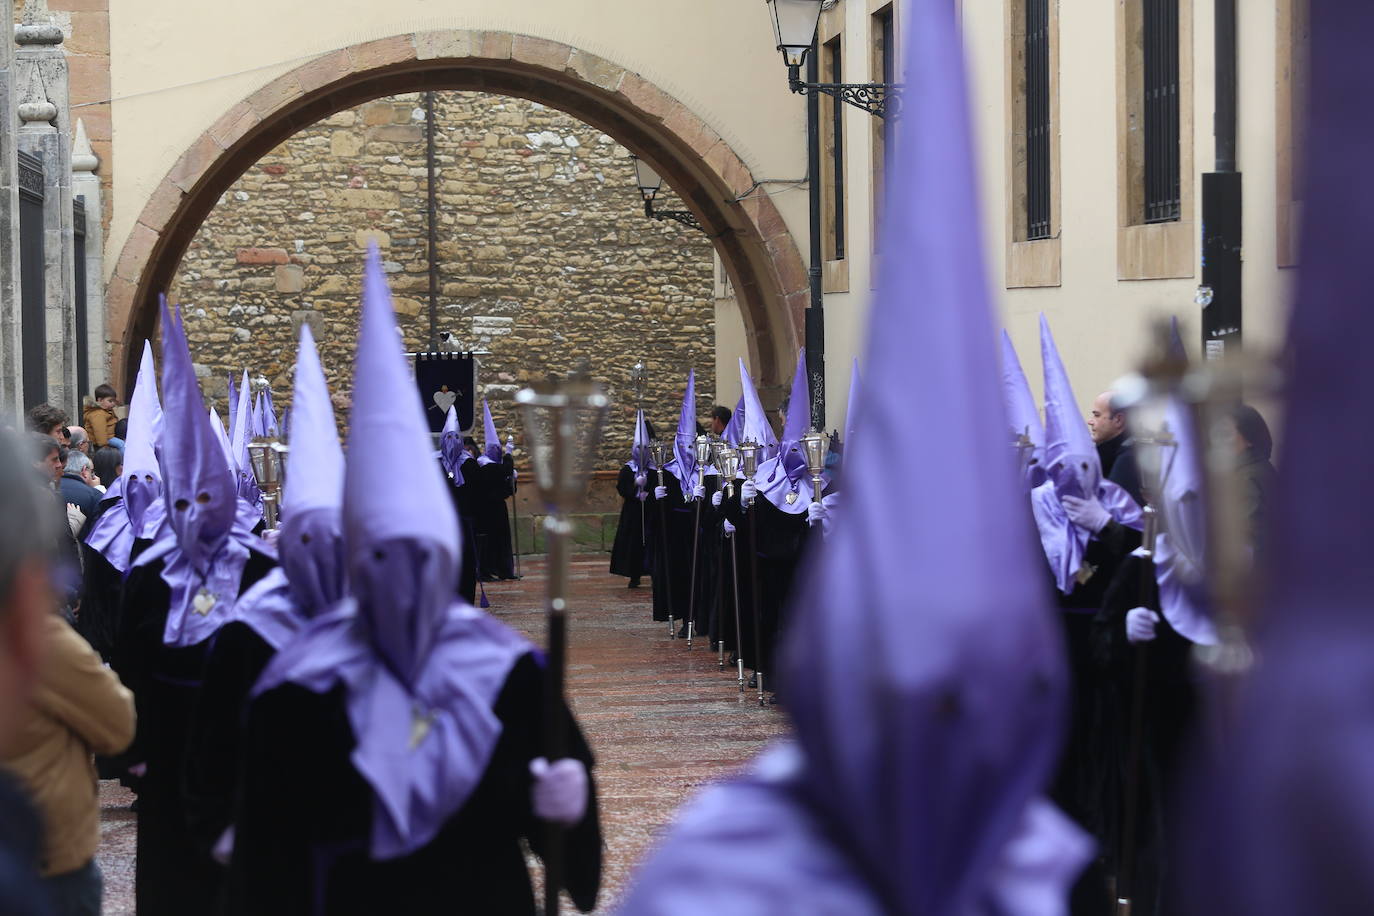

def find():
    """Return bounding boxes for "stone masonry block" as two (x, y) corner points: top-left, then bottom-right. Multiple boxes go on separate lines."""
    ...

(566, 50), (626, 93)
(413, 30), (477, 61)
(511, 35), (572, 73)
(274, 264), (305, 292)
(114, 221), (159, 282)
(294, 49), (353, 95)
(330, 188), (400, 209)
(348, 36), (415, 72)
(236, 247), (290, 265)
(246, 73), (304, 118)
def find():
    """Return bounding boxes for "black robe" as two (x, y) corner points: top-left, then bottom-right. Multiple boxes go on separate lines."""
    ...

(472, 455), (516, 580)
(111, 545), (276, 916)
(1085, 552), (1197, 916)
(227, 652), (602, 915)
(0, 772), (49, 916)
(609, 465), (651, 581)
(440, 459), (479, 605)
(75, 497), (125, 663)
(722, 493), (810, 680)
(647, 472), (693, 623)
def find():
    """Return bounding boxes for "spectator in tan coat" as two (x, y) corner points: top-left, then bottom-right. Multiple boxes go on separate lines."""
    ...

(81, 386), (118, 449)
(1, 606), (135, 914)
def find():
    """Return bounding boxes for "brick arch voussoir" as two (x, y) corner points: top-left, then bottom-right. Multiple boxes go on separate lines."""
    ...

(109, 29), (807, 391)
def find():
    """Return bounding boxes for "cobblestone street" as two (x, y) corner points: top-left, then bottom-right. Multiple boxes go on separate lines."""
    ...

(96, 554), (789, 914)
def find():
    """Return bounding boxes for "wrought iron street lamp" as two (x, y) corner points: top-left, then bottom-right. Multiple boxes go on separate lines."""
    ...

(630, 154), (707, 233)
(764, 0), (899, 118)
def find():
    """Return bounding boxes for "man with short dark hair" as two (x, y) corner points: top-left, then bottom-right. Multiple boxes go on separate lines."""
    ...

(708, 405), (732, 437)
(26, 405), (67, 440)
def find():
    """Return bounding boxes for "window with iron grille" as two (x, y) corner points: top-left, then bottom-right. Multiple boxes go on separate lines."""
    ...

(1025, 0), (1052, 240)
(1143, 0), (1181, 222)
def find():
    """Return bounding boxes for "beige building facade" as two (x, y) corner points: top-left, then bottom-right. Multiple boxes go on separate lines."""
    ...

(80, 0), (1304, 432)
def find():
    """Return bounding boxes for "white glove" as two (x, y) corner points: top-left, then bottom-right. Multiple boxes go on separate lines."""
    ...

(634, 475), (647, 489)
(66, 503), (85, 536)
(505, 435), (515, 455)
(261, 528), (282, 544)
(530, 757), (588, 827)
(510, 468), (519, 482)
(1061, 495), (1111, 534)
(711, 490), (723, 508)
(807, 501), (828, 528)
(1125, 608), (1160, 644)
(722, 519), (736, 536)
(692, 483), (705, 501)
(741, 480), (758, 503)
(654, 485), (667, 500)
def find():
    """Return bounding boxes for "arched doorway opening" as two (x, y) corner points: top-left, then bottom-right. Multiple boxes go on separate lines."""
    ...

(108, 32), (809, 397)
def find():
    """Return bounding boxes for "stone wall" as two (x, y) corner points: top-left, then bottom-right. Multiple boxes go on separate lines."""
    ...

(169, 89), (717, 468)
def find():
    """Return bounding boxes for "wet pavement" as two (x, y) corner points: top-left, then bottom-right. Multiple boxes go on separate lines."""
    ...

(97, 553), (788, 913)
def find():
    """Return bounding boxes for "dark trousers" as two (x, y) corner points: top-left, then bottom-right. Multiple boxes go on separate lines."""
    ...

(44, 858), (102, 916)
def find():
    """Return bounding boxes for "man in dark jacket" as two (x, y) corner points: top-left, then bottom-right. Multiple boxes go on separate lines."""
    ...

(1089, 391), (1143, 506)
(58, 453), (101, 540)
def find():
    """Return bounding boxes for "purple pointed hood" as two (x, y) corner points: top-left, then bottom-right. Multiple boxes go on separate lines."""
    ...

(1151, 395), (1214, 644)
(122, 340), (163, 537)
(277, 322), (347, 616)
(781, 3), (1084, 905)
(231, 370), (262, 508)
(668, 369), (697, 495)
(628, 408), (651, 475)
(478, 399), (502, 465)
(439, 405), (465, 484)
(721, 393), (746, 447)
(844, 358), (861, 450)
(756, 350), (812, 514)
(209, 407), (236, 475)
(262, 387), (279, 438)
(621, 3), (1089, 907)
(1183, 8), (1374, 910)
(254, 246), (532, 859)
(250, 389), (265, 438)
(137, 297), (265, 647)
(1000, 330), (1046, 487)
(1031, 315), (1141, 593)
(738, 359), (779, 459)
(226, 372), (238, 440)
(86, 340), (163, 568)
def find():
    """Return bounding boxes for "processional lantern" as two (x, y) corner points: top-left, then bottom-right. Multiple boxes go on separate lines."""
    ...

(800, 428), (827, 503)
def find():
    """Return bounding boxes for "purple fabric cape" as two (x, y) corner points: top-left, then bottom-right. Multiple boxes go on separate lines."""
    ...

(136, 297), (270, 649)
(737, 359), (779, 461)
(1181, 6), (1374, 911)
(439, 405), (465, 485)
(666, 370), (697, 497)
(252, 246), (531, 860)
(622, 2), (1089, 910)
(755, 350), (811, 515)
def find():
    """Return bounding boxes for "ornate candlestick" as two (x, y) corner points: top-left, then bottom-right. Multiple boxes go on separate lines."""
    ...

(514, 370), (609, 916)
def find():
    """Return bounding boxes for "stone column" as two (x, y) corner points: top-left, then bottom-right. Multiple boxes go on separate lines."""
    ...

(15, 0), (76, 416)
(0, 0), (22, 418)
(72, 118), (103, 393)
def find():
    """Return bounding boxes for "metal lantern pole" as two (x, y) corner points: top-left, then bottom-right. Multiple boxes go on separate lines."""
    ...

(800, 429), (827, 504)
(737, 438), (767, 706)
(649, 438), (677, 638)
(685, 433), (713, 649)
(514, 374), (609, 916)
(715, 445), (745, 690)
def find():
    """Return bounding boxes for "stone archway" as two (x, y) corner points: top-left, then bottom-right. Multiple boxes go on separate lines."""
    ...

(107, 31), (809, 392)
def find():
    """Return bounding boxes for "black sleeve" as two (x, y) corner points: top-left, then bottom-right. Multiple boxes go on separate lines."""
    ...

(111, 559), (170, 769)
(495, 653), (603, 913)
(1108, 448), (1145, 508)
(182, 622), (276, 861)
(615, 466), (639, 501)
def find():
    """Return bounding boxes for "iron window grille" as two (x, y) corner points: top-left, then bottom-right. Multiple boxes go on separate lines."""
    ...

(1143, 0), (1181, 223)
(1026, 0), (1052, 240)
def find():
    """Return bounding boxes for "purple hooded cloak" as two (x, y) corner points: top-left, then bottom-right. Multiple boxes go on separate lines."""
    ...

(86, 339), (165, 569)
(1030, 315), (1142, 594)
(754, 351), (812, 515)
(232, 324), (348, 650)
(620, 0), (1090, 909)
(134, 299), (271, 648)
(1001, 330), (1047, 489)
(438, 405), (465, 485)
(1182, 5), (1374, 911)
(253, 246), (532, 860)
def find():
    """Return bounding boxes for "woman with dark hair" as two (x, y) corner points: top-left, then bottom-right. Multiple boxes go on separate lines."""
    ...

(92, 446), (122, 491)
(1230, 403), (1278, 558)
